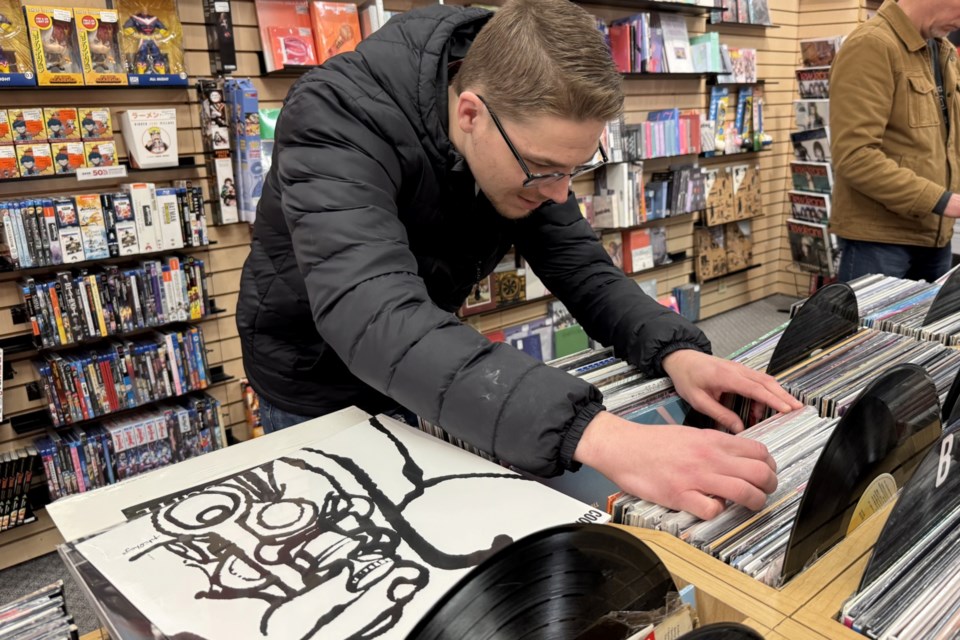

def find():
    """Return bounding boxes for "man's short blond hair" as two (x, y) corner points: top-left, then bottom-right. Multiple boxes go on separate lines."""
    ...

(453, 0), (624, 123)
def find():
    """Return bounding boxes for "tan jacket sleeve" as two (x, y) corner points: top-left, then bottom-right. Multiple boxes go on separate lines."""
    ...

(830, 33), (947, 218)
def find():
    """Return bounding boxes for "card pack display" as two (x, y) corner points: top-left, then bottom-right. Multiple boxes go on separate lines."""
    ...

(74, 8), (127, 86)
(10, 108), (44, 142)
(15, 143), (53, 177)
(116, 0), (187, 86)
(23, 6), (84, 86)
(52, 141), (84, 175)
(79, 108), (112, 140)
(0, 0), (37, 86)
(0, 145), (18, 179)
(84, 140), (116, 167)
(43, 107), (80, 141)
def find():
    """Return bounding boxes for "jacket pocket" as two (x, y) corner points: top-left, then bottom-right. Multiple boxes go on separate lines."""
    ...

(908, 75), (941, 128)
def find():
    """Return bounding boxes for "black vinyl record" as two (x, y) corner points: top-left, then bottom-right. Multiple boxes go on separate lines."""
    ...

(781, 363), (941, 582)
(406, 524), (676, 640)
(922, 265), (960, 326)
(677, 622), (764, 639)
(766, 282), (859, 376)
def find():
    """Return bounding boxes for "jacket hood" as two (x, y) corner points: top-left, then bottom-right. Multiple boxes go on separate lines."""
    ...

(352, 5), (491, 171)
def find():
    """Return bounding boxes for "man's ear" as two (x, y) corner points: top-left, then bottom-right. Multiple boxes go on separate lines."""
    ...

(456, 91), (483, 135)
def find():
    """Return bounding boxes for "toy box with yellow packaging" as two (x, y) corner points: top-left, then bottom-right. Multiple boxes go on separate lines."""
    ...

(0, 0), (36, 86)
(15, 143), (53, 177)
(116, 0), (187, 86)
(75, 8), (127, 86)
(23, 6), (84, 86)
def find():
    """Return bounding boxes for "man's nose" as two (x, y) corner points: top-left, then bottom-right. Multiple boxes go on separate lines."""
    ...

(537, 175), (571, 204)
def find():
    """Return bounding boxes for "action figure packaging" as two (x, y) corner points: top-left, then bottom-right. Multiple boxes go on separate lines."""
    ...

(23, 6), (84, 86)
(115, 0), (187, 86)
(15, 143), (53, 177)
(43, 107), (80, 141)
(224, 77), (261, 223)
(0, 0), (35, 86)
(202, 0), (236, 75)
(74, 8), (127, 86)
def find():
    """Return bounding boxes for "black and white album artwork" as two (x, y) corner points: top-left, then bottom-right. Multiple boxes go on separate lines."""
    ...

(74, 415), (605, 639)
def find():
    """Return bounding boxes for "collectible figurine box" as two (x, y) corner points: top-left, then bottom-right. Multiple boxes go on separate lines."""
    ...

(51, 141), (84, 175)
(84, 140), (116, 167)
(79, 108), (113, 141)
(0, 145), (18, 179)
(10, 108), (45, 142)
(0, 110), (10, 143)
(75, 8), (127, 86)
(43, 107), (80, 141)
(0, 0), (36, 86)
(24, 6), (84, 86)
(15, 143), (53, 177)
(116, 0), (187, 86)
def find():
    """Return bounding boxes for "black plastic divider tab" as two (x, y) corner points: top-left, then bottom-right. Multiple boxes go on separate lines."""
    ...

(942, 367), (960, 425)
(857, 420), (960, 590)
(780, 364), (942, 583)
(766, 282), (859, 376)
(409, 524), (676, 640)
(922, 265), (960, 327)
(678, 623), (764, 639)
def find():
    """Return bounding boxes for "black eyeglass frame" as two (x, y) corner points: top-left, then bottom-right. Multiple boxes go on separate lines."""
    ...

(476, 94), (608, 189)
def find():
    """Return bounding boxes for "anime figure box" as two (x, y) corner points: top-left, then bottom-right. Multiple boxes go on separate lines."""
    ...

(23, 6), (84, 86)
(115, 0), (187, 86)
(0, 0), (36, 86)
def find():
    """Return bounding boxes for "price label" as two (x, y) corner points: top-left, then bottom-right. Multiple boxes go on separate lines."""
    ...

(76, 165), (128, 181)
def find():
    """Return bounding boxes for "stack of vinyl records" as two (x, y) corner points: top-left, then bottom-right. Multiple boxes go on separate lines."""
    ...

(729, 327), (960, 419)
(0, 582), (78, 640)
(611, 406), (839, 586)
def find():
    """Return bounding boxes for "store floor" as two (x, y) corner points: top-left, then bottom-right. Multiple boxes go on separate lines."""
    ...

(0, 293), (796, 634)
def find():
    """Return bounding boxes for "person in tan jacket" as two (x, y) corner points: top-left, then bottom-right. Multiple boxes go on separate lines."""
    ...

(830, 0), (960, 281)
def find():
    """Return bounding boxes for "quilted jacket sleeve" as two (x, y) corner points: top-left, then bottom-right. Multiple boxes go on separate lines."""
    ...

(515, 195), (712, 376)
(276, 78), (602, 477)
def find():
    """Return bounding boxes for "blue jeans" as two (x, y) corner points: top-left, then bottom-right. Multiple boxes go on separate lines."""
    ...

(837, 239), (952, 283)
(259, 398), (420, 434)
(260, 398), (314, 434)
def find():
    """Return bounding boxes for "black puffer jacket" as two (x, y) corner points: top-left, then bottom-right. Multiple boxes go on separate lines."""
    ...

(236, 4), (711, 477)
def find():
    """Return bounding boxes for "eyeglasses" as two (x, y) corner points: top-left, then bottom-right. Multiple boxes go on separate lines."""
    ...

(476, 95), (608, 189)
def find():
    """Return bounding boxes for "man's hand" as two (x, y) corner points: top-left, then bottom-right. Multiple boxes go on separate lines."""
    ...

(662, 349), (803, 433)
(943, 193), (960, 218)
(573, 411), (778, 520)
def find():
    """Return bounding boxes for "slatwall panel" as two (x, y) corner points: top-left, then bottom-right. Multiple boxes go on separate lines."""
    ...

(0, 0), (283, 568)
(775, 0), (870, 298)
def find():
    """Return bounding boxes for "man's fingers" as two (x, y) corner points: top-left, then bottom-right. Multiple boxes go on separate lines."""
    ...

(687, 391), (745, 433)
(700, 474), (769, 511)
(674, 491), (727, 520)
(743, 368), (802, 411)
(713, 454), (778, 494)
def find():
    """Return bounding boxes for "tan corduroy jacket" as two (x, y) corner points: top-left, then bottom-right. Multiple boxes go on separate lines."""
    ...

(829, 0), (960, 247)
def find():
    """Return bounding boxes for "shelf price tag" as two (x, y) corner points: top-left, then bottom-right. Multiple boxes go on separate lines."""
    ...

(76, 165), (128, 181)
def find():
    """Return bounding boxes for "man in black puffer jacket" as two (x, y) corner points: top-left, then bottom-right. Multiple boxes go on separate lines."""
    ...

(237, 0), (802, 520)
